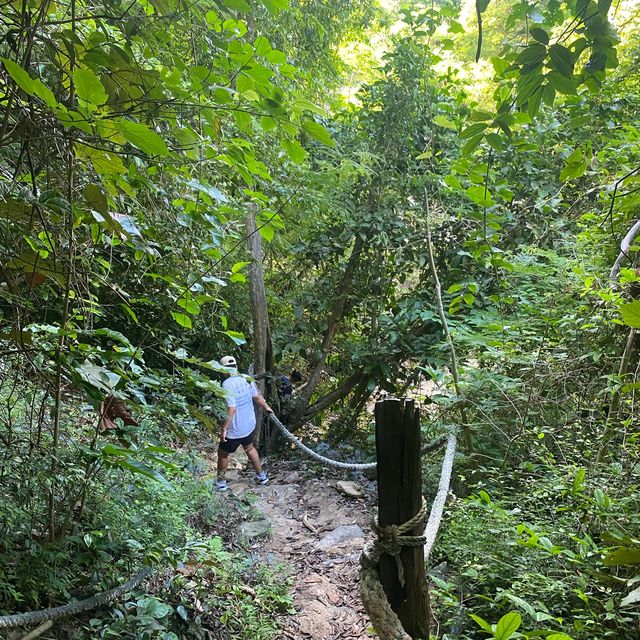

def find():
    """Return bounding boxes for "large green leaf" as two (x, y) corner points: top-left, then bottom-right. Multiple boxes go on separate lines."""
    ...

(302, 119), (334, 146)
(281, 137), (307, 163)
(549, 44), (574, 77)
(116, 119), (169, 156)
(494, 612), (521, 640)
(74, 68), (108, 105)
(619, 300), (640, 328)
(2, 58), (34, 94)
(603, 547), (640, 566)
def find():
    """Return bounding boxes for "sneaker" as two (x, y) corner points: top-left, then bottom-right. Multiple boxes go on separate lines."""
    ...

(216, 479), (228, 492)
(255, 472), (269, 485)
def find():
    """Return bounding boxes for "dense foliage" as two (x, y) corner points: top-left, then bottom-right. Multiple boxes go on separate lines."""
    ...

(2, 0), (640, 638)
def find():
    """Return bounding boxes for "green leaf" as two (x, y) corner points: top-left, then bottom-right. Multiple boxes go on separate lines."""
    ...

(494, 612), (521, 640)
(469, 614), (492, 633)
(433, 114), (457, 130)
(516, 44), (546, 67)
(177, 297), (201, 315)
(547, 71), (577, 95)
(223, 0), (253, 12)
(2, 58), (34, 94)
(619, 300), (640, 328)
(461, 123), (487, 139)
(603, 547), (640, 566)
(32, 79), (57, 107)
(171, 311), (193, 329)
(466, 185), (494, 207)
(302, 119), (334, 146)
(281, 138), (307, 163)
(549, 44), (574, 77)
(83, 184), (108, 214)
(225, 330), (246, 345)
(116, 119), (169, 156)
(73, 68), (108, 105)
(560, 148), (586, 182)
(530, 27), (549, 44)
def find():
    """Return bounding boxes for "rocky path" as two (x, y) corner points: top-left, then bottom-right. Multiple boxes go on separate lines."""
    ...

(223, 458), (377, 639)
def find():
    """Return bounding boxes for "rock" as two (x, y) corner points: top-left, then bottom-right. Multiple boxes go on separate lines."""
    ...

(316, 524), (364, 551)
(336, 480), (364, 498)
(238, 519), (271, 539)
(283, 471), (302, 483)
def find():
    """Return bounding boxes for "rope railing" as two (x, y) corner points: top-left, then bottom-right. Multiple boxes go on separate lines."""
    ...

(0, 568), (152, 629)
(268, 412), (449, 471)
(268, 412), (377, 471)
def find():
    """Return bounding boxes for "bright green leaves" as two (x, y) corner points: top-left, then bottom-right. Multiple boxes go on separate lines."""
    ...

(2, 58), (57, 108)
(74, 68), (108, 105)
(471, 612), (522, 640)
(466, 185), (494, 208)
(494, 612), (522, 640)
(302, 119), (334, 146)
(560, 148), (588, 182)
(116, 119), (169, 156)
(2, 57), (36, 94)
(433, 114), (457, 130)
(223, 0), (252, 12)
(281, 138), (308, 163)
(619, 301), (640, 329)
(171, 311), (193, 330)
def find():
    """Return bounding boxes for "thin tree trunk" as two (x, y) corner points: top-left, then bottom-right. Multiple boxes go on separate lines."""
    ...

(290, 235), (364, 426)
(246, 206), (273, 445)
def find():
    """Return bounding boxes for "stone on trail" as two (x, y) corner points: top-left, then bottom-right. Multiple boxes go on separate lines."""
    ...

(316, 524), (364, 551)
(283, 470), (302, 483)
(335, 480), (364, 498)
(238, 519), (271, 539)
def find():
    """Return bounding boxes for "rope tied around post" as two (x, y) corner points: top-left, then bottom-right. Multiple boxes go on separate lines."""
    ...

(368, 498), (427, 587)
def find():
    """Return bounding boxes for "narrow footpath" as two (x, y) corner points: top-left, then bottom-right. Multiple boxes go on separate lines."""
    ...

(223, 457), (377, 640)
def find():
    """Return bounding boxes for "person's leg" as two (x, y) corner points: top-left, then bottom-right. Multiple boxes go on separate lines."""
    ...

(217, 447), (230, 490)
(242, 442), (268, 484)
(243, 443), (262, 474)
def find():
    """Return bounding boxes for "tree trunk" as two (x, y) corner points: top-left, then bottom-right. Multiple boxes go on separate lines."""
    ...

(290, 235), (364, 426)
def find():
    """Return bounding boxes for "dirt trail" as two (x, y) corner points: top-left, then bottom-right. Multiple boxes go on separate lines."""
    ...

(224, 457), (377, 640)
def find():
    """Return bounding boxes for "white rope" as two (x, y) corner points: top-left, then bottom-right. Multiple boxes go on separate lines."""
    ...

(423, 433), (456, 559)
(268, 413), (377, 471)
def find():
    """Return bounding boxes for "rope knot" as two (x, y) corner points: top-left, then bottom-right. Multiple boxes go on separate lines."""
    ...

(369, 498), (428, 587)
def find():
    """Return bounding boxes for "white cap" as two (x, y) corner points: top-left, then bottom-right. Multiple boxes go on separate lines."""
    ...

(220, 355), (237, 368)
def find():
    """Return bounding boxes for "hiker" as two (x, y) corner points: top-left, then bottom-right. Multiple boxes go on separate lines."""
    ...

(276, 369), (302, 402)
(216, 355), (273, 492)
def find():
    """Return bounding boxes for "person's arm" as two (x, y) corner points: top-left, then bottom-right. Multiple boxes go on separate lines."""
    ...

(221, 405), (236, 441)
(253, 393), (273, 414)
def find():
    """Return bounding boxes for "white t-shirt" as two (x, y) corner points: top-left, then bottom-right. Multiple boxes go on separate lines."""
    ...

(222, 375), (259, 439)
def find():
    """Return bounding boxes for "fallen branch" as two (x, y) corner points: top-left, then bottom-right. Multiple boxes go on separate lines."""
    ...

(302, 512), (318, 534)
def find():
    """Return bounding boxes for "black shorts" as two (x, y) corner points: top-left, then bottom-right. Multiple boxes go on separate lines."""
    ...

(219, 430), (255, 453)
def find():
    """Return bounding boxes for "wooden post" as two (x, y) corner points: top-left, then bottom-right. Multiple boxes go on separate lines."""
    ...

(375, 398), (429, 638)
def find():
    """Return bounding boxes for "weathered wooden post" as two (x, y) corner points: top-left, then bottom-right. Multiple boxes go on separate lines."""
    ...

(375, 398), (429, 638)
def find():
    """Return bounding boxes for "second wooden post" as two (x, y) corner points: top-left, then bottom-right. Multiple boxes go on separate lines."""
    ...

(375, 398), (429, 638)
